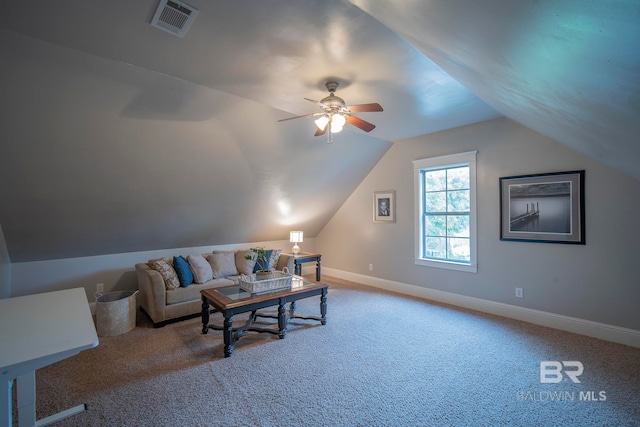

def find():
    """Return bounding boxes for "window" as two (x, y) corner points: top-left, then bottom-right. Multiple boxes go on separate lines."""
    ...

(413, 151), (477, 273)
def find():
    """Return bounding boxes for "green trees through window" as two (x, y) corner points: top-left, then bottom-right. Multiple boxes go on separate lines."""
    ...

(413, 151), (477, 273)
(422, 166), (470, 262)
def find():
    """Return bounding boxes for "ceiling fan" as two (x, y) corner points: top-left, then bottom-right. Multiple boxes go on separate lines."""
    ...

(278, 81), (383, 142)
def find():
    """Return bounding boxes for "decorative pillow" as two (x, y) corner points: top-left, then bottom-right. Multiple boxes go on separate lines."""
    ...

(251, 249), (273, 273)
(148, 257), (173, 267)
(269, 249), (283, 270)
(173, 256), (193, 287)
(235, 250), (257, 275)
(206, 252), (238, 278)
(188, 254), (213, 284)
(148, 258), (180, 291)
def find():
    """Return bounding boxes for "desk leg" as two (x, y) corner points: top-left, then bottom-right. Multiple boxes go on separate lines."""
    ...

(316, 258), (321, 281)
(36, 404), (87, 426)
(1, 379), (11, 427)
(17, 371), (36, 426)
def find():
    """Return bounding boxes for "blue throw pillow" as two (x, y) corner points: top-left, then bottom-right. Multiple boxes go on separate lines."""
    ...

(173, 256), (193, 287)
(252, 249), (273, 273)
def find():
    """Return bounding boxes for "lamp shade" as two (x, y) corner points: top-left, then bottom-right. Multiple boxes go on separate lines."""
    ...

(290, 231), (303, 243)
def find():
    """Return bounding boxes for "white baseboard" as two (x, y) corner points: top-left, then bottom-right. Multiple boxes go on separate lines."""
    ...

(323, 267), (640, 349)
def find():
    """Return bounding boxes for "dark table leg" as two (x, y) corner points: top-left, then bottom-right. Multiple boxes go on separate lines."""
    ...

(201, 296), (210, 334)
(278, 301), (287, 339)
(289, 301), (296, 318)
(315, 257), (321, 281)
(320, 288), (327, 325)
(223, 315), (234, 357)
(295, 261), (302, 276)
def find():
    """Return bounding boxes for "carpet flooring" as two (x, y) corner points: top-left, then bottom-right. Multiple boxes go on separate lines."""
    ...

(18, 276), (640, 426)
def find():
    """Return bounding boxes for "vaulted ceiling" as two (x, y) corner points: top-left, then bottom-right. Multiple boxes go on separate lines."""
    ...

(0, 0), (638, 262)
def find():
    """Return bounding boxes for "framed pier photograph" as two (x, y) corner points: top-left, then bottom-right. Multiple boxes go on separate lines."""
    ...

(500, 170), (585, 244)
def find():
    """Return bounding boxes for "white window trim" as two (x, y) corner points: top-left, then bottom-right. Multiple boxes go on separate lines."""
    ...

(413, 151), (478, 273)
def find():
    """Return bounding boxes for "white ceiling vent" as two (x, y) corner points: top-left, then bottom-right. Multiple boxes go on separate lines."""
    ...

(151, 0), (199, 38)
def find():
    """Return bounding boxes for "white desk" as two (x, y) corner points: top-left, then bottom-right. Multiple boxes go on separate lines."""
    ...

(0, 288), (99, 427)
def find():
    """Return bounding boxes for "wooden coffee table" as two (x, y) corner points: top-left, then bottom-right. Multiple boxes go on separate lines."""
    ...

(201, 276), (328, 357)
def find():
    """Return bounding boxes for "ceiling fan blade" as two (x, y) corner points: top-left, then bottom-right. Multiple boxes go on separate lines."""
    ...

(314, 127), (327, 137)
(304, 98), (326, 108)
(278, 112), (318, 122)
(345, 115), (376, 132)
(345, 103), (383, 113)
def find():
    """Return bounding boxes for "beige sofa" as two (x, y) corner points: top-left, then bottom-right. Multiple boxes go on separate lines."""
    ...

(135, 250), (293, 327)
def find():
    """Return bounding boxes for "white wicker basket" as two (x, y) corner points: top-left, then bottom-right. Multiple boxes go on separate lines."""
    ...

(238, 268), (292, 294)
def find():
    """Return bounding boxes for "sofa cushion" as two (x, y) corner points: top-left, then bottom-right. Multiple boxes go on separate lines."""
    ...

(269, 249), (283, 270)
(275, 253), (294, 272)
(148, 258), (180, 290)
(165, 278), (234, 305)
(188, 254), (213, 284)
(173, 255), (193, 287)
(207, 252), (238, 278)
(236, 250), (257, 275)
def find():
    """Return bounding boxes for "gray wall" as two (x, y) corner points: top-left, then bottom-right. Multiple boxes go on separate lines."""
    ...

(10, 239), (316, 302)
(316, 118), (640, 331)
(0, 223), (10, 298)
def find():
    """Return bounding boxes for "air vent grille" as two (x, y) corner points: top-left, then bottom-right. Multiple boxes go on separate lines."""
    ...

(151, 0), (199, 38)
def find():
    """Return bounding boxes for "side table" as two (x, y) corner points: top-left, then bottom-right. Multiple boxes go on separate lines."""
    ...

(288, 252), (322, 281)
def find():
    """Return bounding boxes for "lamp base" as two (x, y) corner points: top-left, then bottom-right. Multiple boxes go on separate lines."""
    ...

(292, 243), (300, 255)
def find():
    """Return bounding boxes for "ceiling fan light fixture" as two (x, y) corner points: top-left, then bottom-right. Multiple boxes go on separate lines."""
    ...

(330, 113), (346, 133)
(314, 115), (330, 131)
(278, 80), (382, 138)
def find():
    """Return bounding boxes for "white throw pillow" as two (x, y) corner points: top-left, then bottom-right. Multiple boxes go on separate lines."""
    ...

(235, 250), (257, 275)
(269, 249), (283, 270)
(187, 254), (213, 284)
(206, 252), (238, 278)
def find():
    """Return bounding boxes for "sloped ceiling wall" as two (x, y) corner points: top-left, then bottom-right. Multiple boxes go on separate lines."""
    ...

(351, 0), (640, 179)
(0, 30), (391, 262)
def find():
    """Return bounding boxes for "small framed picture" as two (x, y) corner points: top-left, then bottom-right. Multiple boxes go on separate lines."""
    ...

(499, 170), (585, 244)
(374, 191), (395, 223)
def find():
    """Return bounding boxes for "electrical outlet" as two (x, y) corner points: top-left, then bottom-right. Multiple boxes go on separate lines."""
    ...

(369, 264), (373, 271)
(96, 283), (104, 293)
(515, 287), (523, 298)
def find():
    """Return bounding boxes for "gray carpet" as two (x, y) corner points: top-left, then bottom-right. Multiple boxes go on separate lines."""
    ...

(22, 277), (640, 426)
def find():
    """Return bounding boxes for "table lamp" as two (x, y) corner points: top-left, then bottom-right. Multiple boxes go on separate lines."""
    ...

(290, 231), (303, 254)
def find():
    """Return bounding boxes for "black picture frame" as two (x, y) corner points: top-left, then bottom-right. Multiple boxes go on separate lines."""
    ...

(499, 170), (585, 244)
